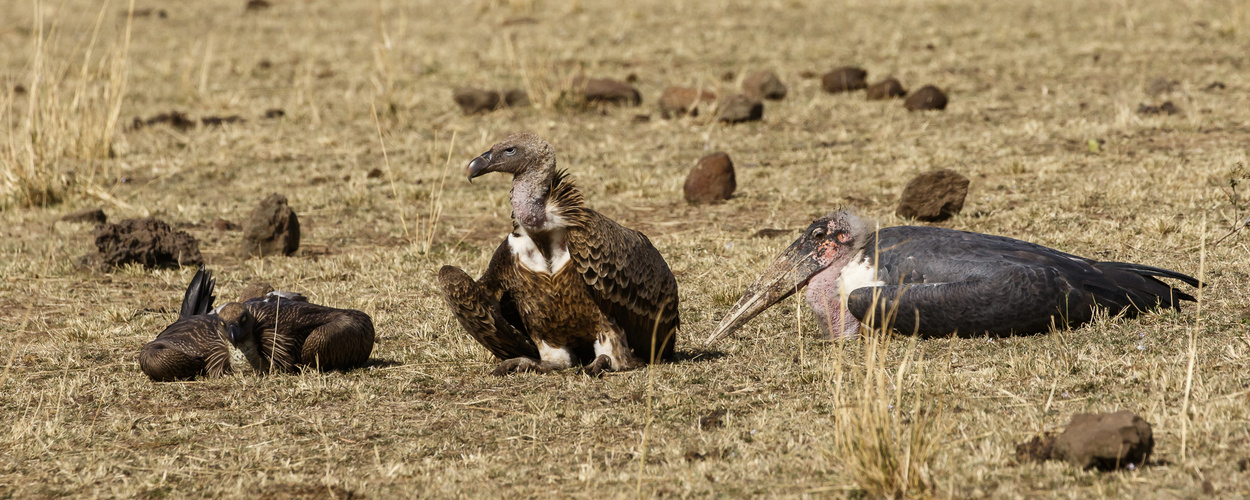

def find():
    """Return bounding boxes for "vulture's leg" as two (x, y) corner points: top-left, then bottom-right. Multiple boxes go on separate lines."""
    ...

(585, 317), (642, 376)
(437, 266), (539, 361)
(299, 310), (375, 370)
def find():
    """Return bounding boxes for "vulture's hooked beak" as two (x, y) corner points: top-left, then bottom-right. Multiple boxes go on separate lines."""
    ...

(466, 150), (493, 182)
(705, 235), (827, 345)
(226, 321), (245, 344)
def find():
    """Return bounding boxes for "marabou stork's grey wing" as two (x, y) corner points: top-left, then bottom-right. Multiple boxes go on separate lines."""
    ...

(567, 211), (680, 360)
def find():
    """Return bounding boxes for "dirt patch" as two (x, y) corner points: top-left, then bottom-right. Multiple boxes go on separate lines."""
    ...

(1052, 411), (1154, 470)
(85, 217), (203, 269)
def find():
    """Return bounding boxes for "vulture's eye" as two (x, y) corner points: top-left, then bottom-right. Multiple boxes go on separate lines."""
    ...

(503, 147), (517, 156)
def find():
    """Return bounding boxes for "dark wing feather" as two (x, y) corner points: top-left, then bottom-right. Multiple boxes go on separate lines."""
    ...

(179, 266), (216, 318)
(848, 226), (1197, 336)
(567, 210), (680, 361)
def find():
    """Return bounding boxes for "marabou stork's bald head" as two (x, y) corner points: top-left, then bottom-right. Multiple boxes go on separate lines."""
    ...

(466, 132), (556, 181)
(706, 210), (871, 344)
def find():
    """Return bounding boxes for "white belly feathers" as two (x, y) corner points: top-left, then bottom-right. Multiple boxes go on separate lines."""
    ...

(838, 251), (884, 300)
(509, 226), (571, 275)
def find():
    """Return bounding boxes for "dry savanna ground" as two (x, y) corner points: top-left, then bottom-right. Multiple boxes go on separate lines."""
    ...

(2, 0), (1249, 497)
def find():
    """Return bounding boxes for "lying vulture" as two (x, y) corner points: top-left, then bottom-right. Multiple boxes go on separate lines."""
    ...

(139, 267), (375, 381)
(708, 210), (1200, 342)
(438, 133), (680, 376)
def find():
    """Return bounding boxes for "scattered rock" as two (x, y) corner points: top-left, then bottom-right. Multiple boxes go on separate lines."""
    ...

(632, 114), (651, 123)
(896, 168), (969, 221)
(660, 86), (717, 117)
(625, 73), (639, 84)
(13, 84), (26, 95)
(866, 77), (907, 100)
(742, 71), (786, 100)
(821, 66), (868, 93)
(245, 0), (270, 12)
(1015, 433), (1056, 463)
(453, 88), (502, 114)
(128, 8), (167, 18)
(211, 218), (240, 231)
(264, 108), (285, 118)
(684, 152), (736, 203)
(1205, 81), (1226, 91)
(132, 111), (196, 131)
(1052, 410), (1154, 471)
(716, 94), (763, 124)
(366, 168), (384, 179)
(904, 85), (948, 111)
(200, 115), (244, 127)
(60, 208), (106, 225)
(257, 59), (272, 70)
(751, 228), (792, 239)
(1137, 101), (1180, 115)
(89, 218), (203, 269)
(798, 70), (818, 79)
(571, 77), (641, 106)
(1146, 77), (1178, 96)
(503, 88), (530, 107)
(720, 70), (736, 82)
(241, 194), (300, 257)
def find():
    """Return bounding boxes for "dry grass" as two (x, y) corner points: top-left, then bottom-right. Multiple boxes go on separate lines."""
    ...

(2, 0), (1250, 497)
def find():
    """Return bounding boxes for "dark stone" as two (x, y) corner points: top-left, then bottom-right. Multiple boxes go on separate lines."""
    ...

(264, 108), (285, 118)
(90, 218), (202, 269)
(200, 115), (244, 126)
(716, 94), (763, 124)
(660, 86), (717, 117)
(241, 193), (300, 257)
(1137, 101), (1180, 116)
(821, 66), (868, 93)
(503, 88), (530, 107)
(684, 152), (736, 203)
(742, 71), (786, 100)
(572, 77), (641, 106)
(453, 88), (502, 114)
(1052, 411), (1154, 471)
(904, 85), (948, 111)
(1015, 434), (1056, 463)
(866, 78), (907, 100)
(1205, 81), (1226, 91)
(896, 168), (969, 221)
(60, 208), (106, 225)
(720, 71), (736, 82)
(245, 0), (270, 11)
(366, 167), (384, 179)
(135, 111), (196, 131)
(14, 84), (27, 95)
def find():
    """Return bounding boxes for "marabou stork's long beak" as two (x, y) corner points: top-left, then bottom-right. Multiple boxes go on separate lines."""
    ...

(705, 234), (826, 345)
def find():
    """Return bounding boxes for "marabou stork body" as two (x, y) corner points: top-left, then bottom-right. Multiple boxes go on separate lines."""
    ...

(708, 210), (1200, 341)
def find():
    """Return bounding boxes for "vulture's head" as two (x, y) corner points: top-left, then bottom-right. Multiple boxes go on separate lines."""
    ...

(706, 210), (870, 344)
(466, 132), (556, 181)
(216, 302), (264, 372)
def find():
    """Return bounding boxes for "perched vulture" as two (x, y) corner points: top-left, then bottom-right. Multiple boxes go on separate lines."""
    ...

(138, 267), (375, 381)
(438, 133), (680, 376)
(708, 210), (1200, 341)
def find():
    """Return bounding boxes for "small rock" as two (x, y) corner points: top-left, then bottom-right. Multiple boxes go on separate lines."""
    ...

(1137, 101), (1180, 116)
(896, 168), (969, 221)
(632, 114), (651, 123)
(241, 193), (300, 257)
(90, 218), (203, 269)
(60, 208), (107, 225)
(660, 86), (717, 117)
(245, 0), (269, 11)
(14, 84), (27, 95)
(264, 108), (285, 118)
(453, 88), (502, 114)
(798, 70), (818, 79)
(742, 71), (786, 100)
(211, 218), (240, 231)
(716, 94), (763, 124)
(720, 70), (736, 82)
(866, 77), (907, 100)
(1052, 410), (1154, 471)
(904, 85), (948, 111)
(1146, 77), (1178, 96)
(684, 152), (736, 204)
(821, 66), (868, 93)
(503, 88), (530, 107)
(366, 167), (384, 179)
(751, 228), (792, 239)
(1205, 81), (1226, 91)
(200, 115), (244, 127)
(572, 77), (641, 106)
(1015, 434), (1056, 463)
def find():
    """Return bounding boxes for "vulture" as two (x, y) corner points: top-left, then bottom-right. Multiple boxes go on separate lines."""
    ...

(138, 267), (375, 381)
(438, 132), (680, 376)
(707, 210), (1200, 342)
